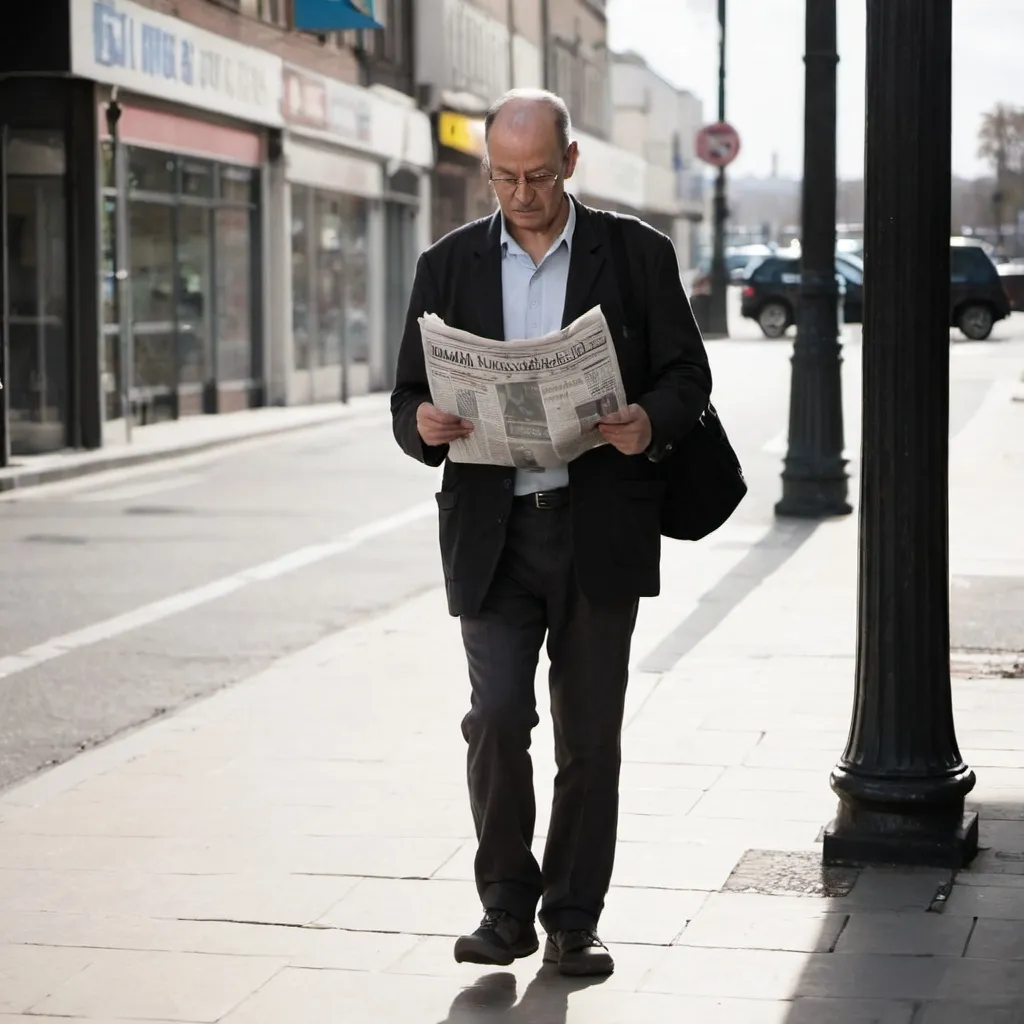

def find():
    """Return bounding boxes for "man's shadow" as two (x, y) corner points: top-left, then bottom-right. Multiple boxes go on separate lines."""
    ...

(438, 967), (609, 1024)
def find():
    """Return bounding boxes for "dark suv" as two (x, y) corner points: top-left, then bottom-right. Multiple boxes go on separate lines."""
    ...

(951, 245), (1012, 339)
(740, 245), (1010, 341)
(740, 254), (856, 338)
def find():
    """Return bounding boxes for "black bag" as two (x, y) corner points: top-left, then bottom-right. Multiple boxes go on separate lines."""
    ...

(606, 216), (747, 541)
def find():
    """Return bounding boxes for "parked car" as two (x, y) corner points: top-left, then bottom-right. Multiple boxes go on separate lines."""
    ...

(741, 245), (1011, 340)
(950, 245), (1012, 339)
(739, 254), (854, 339)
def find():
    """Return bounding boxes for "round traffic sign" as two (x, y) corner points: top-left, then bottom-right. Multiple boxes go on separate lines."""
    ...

(696, 121), (742, 168)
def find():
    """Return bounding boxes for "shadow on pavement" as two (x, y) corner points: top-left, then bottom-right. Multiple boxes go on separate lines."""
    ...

(639, 517), (820, 674)
(438, 968), (609, 1023)
(775, 797), (1024, 1023)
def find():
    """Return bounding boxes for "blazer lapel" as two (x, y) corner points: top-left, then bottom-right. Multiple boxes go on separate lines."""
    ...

(470, 212), (505, 341)
(561, 198), (606, 328)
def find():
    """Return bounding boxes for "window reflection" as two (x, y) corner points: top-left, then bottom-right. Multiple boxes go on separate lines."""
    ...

(291, 186), (311, 371)
(129, 201), (176, 396)
(215, 207), (252, 380)
(176, 204), (211, 387)
(102, 146), (259, 418)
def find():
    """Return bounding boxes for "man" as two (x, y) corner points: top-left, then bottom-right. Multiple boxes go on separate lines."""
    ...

(391, 89), (711, 976)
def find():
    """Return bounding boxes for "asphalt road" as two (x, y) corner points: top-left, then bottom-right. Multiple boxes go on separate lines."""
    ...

(1, 309), (1022, 789)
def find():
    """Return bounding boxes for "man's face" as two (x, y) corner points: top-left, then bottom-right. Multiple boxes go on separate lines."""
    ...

(485, 105), (578, 233)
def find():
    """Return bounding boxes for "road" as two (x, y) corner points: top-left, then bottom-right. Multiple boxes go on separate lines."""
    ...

(1, 308), (1022, 790)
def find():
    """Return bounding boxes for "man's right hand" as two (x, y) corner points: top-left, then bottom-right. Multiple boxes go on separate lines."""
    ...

(416, 402), (474, 447)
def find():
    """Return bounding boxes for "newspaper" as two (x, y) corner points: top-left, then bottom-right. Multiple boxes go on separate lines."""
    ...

(419, 305), (628, 468)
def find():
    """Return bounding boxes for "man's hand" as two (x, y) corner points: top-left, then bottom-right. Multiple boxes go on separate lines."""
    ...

(598, 403), (652, 456)
(416, 402), (474, 447)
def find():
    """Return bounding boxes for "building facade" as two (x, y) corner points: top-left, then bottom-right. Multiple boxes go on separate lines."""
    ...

(414, 0), (650, 240)
(0, 0), (431, 463)
(610, 50), (706, 272)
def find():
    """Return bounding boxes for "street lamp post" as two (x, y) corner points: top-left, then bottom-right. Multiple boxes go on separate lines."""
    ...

(705, 0), (729, 338)
(105, 93), (132, 443)
(775, 0), (850, 519)
(823, 0), (978, 869)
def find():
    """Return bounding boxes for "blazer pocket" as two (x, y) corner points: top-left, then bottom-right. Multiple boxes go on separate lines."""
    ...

(435, 490), (458, 510)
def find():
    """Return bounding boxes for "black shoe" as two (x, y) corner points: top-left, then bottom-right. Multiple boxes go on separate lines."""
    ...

(453, 910), (539, 966)
(543, 928), (615, 976)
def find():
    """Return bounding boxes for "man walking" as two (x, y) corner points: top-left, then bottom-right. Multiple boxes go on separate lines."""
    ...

(391, 89), (712, 976)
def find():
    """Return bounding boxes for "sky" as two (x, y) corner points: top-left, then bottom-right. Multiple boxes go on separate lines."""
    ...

(607, 0), (1024, 181)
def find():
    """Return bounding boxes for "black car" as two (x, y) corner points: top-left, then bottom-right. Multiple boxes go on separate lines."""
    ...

(951, 245), (1012, 339)
(740, 254), (856, 339)
(741, 246), (1010, 341)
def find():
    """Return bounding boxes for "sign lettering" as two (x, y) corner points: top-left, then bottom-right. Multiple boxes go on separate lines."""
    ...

(83, 1), (281, 125)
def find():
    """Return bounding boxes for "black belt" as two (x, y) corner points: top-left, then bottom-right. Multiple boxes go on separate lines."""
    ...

(514, 488), (569, 509)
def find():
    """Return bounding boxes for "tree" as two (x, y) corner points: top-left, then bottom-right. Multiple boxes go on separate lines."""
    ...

(977, 104), (1024, 252)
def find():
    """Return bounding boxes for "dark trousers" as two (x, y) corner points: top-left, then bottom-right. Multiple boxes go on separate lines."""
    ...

(459, 499), (639, 933)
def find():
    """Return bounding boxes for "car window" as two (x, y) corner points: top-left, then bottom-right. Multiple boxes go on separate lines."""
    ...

(836, 259), (863, 285)
(951, 246), (997, 284)
(745, 257), (773, 281)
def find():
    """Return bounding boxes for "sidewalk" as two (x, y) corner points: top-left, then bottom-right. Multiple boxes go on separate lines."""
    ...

(0, 396), (389, 494)
(0, 379), (1021, 1022)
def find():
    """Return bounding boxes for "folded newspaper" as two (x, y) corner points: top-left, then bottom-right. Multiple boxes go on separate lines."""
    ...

(419, 305), (628, 469)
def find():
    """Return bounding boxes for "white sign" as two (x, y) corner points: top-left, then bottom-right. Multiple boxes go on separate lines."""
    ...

(70, 0), (284, 127)
(282, 64), (433, 169)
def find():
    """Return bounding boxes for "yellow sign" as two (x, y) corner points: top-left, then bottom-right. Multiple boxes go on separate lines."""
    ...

(438, 111), (486, 158)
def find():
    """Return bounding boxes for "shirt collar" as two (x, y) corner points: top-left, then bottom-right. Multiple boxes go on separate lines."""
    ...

(501, 197), (576, 263)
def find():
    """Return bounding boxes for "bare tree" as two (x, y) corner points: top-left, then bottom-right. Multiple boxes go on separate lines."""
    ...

(977, 104), (1024, 252)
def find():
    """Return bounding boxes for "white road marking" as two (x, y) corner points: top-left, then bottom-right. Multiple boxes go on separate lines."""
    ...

(0, 500), (435, 683)
(73, 473), (206, 503)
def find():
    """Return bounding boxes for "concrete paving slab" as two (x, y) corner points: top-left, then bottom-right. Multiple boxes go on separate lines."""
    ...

(833, 912), (975, 957)
(28, 949), (287, 1021)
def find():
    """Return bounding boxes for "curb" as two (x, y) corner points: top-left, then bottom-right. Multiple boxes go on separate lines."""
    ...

(0, 408), (372, 495)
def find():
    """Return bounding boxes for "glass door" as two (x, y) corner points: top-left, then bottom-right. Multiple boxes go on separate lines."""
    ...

(3, 132), (67, 455)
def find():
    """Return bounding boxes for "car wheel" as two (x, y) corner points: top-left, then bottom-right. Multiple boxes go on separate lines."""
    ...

(957, 303), (994, 341)
(758, 301), (790, 339)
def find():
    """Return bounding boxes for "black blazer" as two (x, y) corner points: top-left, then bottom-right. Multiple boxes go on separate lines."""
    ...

(391, 197), (712, 617)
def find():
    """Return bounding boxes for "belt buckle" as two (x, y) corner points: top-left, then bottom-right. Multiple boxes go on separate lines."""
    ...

(534, 491), (557, 509)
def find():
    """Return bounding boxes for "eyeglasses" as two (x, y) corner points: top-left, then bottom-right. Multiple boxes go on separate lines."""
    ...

(488, 172), (561, 192)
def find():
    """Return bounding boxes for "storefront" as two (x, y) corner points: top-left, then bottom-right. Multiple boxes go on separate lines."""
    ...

(73, 0), (284, 437)
(431, 109), (494, 242)
(272, 66), (432, 404)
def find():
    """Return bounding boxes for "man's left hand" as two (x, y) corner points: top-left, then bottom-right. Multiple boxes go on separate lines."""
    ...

(598, 403), (652, 456)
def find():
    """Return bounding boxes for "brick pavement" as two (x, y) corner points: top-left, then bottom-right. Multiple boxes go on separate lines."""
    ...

(0, 378), (1021, 1022)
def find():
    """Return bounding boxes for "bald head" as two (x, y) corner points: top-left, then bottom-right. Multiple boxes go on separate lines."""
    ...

(483, 88), (578, 241)
(484, 89), (572, 154)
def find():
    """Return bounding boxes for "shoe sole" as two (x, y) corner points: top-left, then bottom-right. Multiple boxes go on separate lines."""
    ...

(454, 936), (539, 966)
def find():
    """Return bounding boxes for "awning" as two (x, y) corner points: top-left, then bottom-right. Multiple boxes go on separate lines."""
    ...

(293, 0), (384, 31)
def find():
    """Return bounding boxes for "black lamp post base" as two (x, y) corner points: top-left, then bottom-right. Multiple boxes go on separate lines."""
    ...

(775, 474), (852, 519)
(823, 808), (978, 870)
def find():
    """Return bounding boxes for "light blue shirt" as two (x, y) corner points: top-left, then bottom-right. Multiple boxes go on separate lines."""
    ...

(500, 199), (576, 495)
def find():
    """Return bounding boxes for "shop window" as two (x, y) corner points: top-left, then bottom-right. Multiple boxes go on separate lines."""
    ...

(215, 207), (253, 381)
(182, 159), (215, 199)
(105, 144), (261, 420)
(128, 147), (176, 194)
(128, 200), (177, 406)
(291, 185), (311, 371)
(220, 165), (255, 204)
(176, 204), (213, 391)
(315, 193), (345, 367)
(257, 0), (289, 26)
